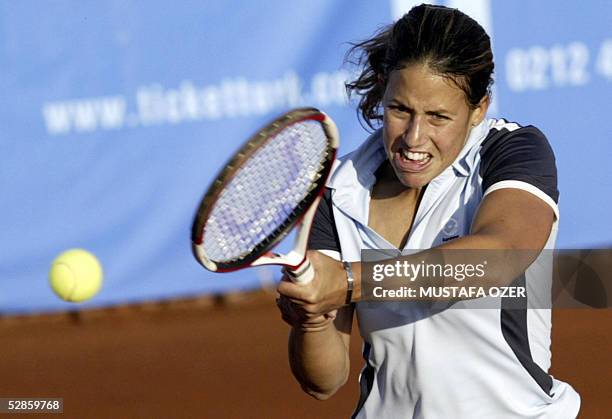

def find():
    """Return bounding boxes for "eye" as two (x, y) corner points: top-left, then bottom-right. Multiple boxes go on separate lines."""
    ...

(429, 113), (450, 123)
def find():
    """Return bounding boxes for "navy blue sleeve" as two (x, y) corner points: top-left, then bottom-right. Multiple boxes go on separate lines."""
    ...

(308, 188), (341, 252)
(479, 125), (559, 203)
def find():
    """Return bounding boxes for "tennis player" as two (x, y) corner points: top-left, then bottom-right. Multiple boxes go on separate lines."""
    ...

(276, 4), (580, 418)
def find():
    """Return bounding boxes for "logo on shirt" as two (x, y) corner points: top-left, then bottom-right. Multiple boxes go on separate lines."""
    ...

(442, 218), (460, 242)
(443, 218), (459, 235)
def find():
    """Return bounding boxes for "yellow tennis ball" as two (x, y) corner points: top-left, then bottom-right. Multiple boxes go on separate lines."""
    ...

(49, 249), (103, 302)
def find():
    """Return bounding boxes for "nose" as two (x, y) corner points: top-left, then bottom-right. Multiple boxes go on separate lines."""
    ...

(402, 114), (427, 149)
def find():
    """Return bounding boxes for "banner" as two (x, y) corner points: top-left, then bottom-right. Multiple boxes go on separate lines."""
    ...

(1, 1), (610, 313)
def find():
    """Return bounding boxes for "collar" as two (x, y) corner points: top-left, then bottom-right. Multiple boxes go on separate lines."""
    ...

(450, 119), (489, 177)
(326, 130), (385, 223)
(327, 129), (386, 191)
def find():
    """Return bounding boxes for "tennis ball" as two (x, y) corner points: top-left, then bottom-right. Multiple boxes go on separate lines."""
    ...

(49, 249), (103, 302)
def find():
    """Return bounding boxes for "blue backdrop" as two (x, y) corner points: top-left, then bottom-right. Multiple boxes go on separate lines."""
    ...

(1, 0), (611, 313)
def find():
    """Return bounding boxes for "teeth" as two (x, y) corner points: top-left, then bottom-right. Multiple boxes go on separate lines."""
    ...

(401, 150), (430, 161)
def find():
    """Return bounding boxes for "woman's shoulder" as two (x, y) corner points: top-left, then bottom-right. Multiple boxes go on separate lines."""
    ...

(479, 118), (558, 203)
(483, 118), (550, 146)
(480, 118), (555, 163)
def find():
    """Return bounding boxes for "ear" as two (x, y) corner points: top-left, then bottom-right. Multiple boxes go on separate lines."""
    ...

(469, 95), (490, 127)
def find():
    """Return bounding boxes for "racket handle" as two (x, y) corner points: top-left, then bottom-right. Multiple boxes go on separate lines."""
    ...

(286, 259), (315, 284)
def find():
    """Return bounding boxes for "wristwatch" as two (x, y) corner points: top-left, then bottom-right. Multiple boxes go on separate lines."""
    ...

(342, 261), (354, 305)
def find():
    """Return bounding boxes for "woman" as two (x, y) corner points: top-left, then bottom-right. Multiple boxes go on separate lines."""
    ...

(276, 4), (580, 418)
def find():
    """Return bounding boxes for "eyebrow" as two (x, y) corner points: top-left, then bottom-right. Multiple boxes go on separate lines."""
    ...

(387, 99), (453, 116)
(426, 109), (452, 116)
(386, 99), (414, 112)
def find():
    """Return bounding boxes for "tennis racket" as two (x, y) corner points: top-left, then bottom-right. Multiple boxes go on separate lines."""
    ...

(191, 107), (339, 284)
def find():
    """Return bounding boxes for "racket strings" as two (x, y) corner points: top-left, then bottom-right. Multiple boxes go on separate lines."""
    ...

(203, 120), (330, 263)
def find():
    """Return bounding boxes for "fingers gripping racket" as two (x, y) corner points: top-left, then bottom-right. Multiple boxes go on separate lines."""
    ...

(191, 108), (339, 284)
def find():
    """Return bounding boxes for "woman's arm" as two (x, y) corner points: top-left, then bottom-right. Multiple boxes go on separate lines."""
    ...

(446, 187), (554, 252)
(278, 187), (555, 317)
(277, 251), (354, 400)
(282, 302), (354, 400)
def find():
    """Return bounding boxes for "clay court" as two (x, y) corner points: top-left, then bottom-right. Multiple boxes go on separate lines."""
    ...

(0, 292), (609, 418)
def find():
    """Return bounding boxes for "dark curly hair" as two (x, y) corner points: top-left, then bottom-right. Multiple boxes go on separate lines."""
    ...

(345, 4), (494, 130)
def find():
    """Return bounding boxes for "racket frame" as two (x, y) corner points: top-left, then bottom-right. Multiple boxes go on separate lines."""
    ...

(192, 108), (339, 275)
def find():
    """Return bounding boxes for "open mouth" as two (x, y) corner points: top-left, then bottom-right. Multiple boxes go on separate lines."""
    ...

(401, 149), (431, 164)
(394, 148), (433, 172)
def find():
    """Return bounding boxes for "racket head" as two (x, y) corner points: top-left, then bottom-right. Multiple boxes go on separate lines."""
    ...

(191, 107), (339, 272)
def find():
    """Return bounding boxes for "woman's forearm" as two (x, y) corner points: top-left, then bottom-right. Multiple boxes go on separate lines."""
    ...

(288, 319), (351, 400)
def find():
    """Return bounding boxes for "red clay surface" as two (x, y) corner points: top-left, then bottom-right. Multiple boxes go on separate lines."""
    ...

(0, 293), (609, 418)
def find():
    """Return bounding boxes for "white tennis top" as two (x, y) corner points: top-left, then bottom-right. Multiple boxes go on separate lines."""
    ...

(308, 119), (581, 418)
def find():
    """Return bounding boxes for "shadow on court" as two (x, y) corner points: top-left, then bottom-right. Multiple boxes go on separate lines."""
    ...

(0, 292), (609, 418)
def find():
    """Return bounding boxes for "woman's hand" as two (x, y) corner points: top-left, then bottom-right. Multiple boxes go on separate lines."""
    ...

(276, 251), (349, 329)
(276, 294), (337, 332)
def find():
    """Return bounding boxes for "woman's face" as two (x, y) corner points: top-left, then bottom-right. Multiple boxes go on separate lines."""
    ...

(382, 63), (488, 188)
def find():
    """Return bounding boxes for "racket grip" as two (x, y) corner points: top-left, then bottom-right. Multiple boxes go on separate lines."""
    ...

(287, 259), (315, 284)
